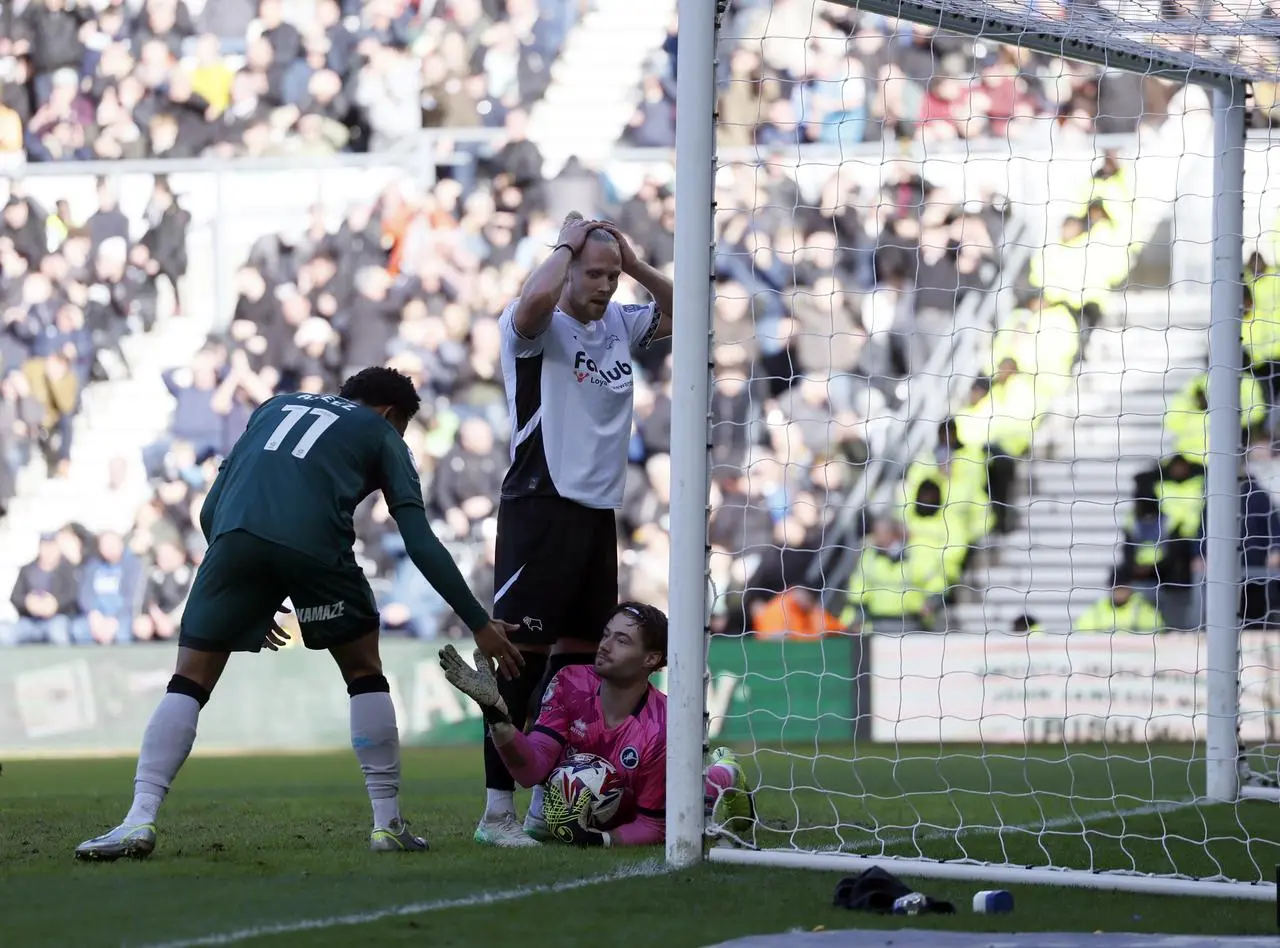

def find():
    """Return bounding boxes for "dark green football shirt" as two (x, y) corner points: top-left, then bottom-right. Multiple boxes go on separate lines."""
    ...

(207, 393), (422, 567)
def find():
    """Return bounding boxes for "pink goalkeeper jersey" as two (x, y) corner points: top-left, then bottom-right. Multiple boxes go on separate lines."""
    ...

(532, 664), (667, 827)
(492, 663), (667, 843)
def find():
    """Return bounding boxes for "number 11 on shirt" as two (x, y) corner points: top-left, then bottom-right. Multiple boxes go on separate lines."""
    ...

(263, 405), (340, 459)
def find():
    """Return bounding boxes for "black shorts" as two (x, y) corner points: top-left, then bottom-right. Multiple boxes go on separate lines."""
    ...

(179, 530), (380, 653)
(493, 495), (618, 647)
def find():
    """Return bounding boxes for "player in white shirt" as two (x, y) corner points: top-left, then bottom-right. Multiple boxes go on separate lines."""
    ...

(475, 213), (673, 847)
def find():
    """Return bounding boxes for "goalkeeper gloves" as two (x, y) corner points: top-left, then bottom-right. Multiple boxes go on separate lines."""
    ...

(438, 644), (511, 726)
(551, 818), (610, 848)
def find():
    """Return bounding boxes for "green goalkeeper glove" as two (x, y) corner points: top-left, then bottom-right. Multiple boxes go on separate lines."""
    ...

(438, 644), (511, 726)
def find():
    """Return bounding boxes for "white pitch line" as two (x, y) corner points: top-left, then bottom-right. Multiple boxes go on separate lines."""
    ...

(136, 859), (667, 948)
(135, 800), (1206, 946)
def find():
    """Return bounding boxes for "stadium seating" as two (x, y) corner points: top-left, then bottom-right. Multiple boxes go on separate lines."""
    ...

(6, 3), (1280, 645)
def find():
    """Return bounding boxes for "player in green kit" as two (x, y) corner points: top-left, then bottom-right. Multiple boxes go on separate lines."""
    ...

(74, 367), (524, 861)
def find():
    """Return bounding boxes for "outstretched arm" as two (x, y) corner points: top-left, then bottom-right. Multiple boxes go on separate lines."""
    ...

(490, 724), (563, 788)
(391, 506), (489, 632)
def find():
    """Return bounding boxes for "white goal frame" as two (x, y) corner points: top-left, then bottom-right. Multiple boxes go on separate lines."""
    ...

(664, 0), (1279, 900)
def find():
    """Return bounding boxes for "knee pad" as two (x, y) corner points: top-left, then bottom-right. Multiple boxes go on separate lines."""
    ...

(347, 674), (390, 697)
(167, 674), (211, 708)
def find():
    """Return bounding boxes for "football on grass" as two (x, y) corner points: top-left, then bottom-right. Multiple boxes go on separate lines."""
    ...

(543, 753), (626, 836)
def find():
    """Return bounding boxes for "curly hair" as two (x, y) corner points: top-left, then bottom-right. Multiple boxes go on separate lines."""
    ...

(612, 601), (668, 668)
(338, 366), (421, 424)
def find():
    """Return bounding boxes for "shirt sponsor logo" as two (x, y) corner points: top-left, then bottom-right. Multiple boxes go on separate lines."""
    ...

(296, 601), (346, 623)
(573, 350), (633, 391)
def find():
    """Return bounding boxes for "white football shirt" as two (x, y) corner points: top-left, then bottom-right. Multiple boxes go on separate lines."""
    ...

(499, 299), (661, 510)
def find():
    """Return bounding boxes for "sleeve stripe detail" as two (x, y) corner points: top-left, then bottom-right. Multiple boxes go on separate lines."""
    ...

(637, 806), (666, 818)
(637, 311), (661, 349)
(533, 725), (566, 746)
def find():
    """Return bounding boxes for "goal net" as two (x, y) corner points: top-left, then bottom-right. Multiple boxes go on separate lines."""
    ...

(664, 0), (1280, 899)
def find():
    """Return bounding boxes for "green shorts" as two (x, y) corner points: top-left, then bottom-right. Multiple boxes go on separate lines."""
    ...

(179, 530), (379, 653)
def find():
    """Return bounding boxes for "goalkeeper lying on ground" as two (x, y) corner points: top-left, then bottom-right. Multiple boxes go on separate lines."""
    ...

(440, 601), (754, 847)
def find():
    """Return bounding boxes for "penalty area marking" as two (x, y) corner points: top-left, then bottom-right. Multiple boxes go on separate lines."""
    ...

(137, 860), (668, 948)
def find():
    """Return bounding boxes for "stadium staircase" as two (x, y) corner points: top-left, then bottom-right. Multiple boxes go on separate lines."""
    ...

(0, 307), (212, 623)
(526, 0), (677, 175)
(953, 294), (1211, 632)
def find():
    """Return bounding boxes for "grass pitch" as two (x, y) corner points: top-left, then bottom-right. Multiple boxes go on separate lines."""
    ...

(0, 746), (1276, 947)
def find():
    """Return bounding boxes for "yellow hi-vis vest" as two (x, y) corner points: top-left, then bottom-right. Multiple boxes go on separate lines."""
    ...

(1243, 268), (1280, 364)
(841, 546), (944, 625)
(903, 450), (994, 544)
(1073, 592), (1163, 634)
(902, 503), (971, 585)
(1165, 372), (1267, 463)
(987, 303), (1080, 380)
(954, 373), (1041, 457)
(1155, 476), (1205, 539)
(1029, 233), (1089, 310)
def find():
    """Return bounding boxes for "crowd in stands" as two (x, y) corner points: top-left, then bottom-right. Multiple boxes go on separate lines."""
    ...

(6, 0), (1280, 646)
(0, 0), (580, 162)
(630, 2), (1186, 152)
(0, 172), (190, 644)
(0, 74), (1020, 646)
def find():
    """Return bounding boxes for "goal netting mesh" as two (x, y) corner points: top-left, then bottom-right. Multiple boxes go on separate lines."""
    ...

(698, 0), (1280, 895)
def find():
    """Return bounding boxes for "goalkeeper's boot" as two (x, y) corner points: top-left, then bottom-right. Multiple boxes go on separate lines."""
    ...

(474, 813), (541, 848)
(370, 818), (429, 852)
(74, 822), (157, 862)
(707, 747), (757, 848)
(523, 811), (553, 842)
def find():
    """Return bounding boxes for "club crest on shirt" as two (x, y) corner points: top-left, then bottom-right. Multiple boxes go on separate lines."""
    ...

(619, 746), (640, 770)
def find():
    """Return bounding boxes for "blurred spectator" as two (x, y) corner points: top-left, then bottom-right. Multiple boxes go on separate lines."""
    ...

(432, 415), (504, 539)
(75, 530), (143, 645)
(6, 532), (79, 645)
(1074, 571), (1163, 634)
(132, 537), (192, 643)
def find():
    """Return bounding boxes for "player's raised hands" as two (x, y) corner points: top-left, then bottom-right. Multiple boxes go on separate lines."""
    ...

(473, 618), (525, 681)
(439, 644), (511, 725)
(556, 211), (603, 256)
(594, 221), (639, 273)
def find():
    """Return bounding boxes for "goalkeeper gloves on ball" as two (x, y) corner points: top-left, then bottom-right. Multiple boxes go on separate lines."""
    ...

(438, 644), (511, 726)
(551, 818), (610, 848)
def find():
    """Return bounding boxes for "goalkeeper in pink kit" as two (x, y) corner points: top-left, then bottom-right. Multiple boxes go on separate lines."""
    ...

(440, 602), (755, 847)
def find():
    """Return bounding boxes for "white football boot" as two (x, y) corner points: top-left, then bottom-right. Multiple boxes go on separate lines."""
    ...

(74, 822), (157, 861)
(474, 812), (541, 847)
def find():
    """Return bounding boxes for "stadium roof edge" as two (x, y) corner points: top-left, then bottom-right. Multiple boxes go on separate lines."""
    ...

(827, 0), (1257, 89)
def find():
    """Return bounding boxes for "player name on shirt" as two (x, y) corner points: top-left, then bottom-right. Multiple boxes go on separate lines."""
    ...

(499, 300), (661, 510)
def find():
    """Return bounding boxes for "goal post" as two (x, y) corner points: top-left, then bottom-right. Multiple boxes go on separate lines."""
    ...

(665, 0), (1280, 899)
(665, 0), (718, 871)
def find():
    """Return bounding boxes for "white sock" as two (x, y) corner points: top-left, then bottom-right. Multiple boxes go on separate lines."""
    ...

(350, 692), (401, 828)
(127, 693), (201, 825)
(528, 784), (545, 821)
(485, 788), (515, 818)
